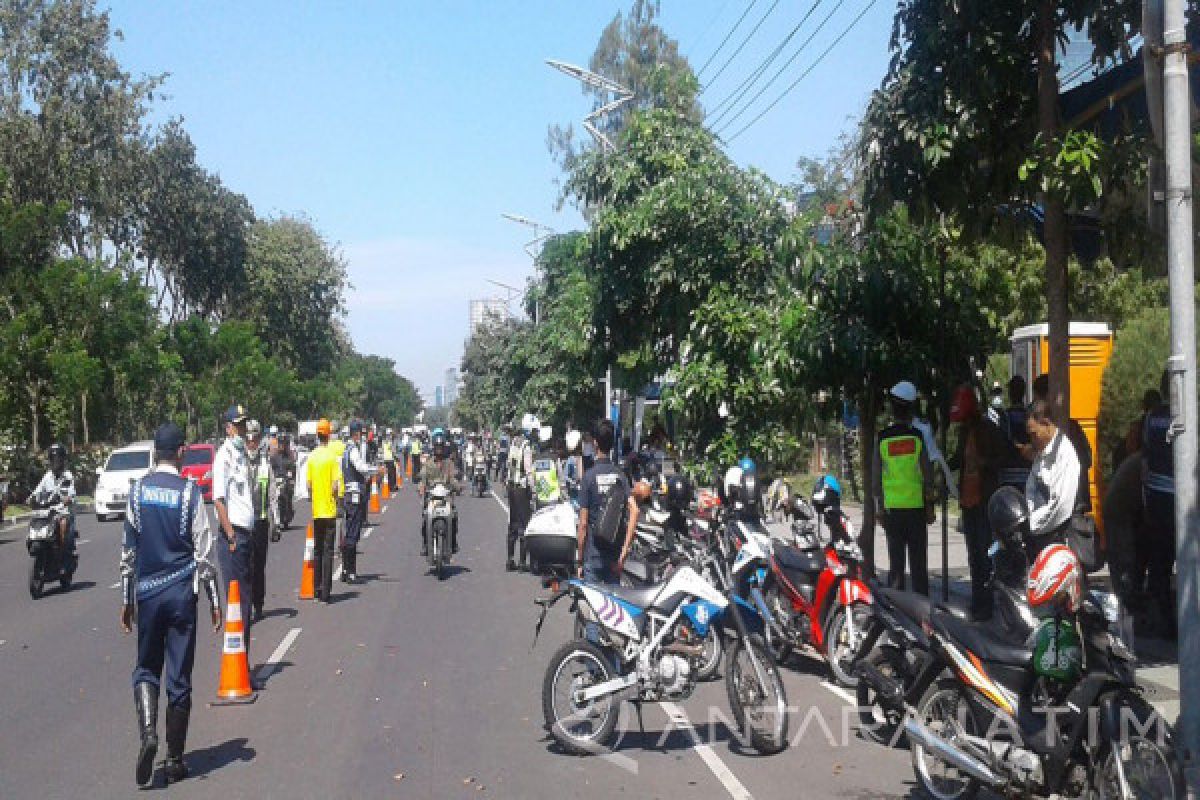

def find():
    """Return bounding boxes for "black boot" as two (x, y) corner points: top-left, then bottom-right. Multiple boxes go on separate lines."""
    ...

(162, 704), (190, 783)
(134, 682), (158, 787)
(517, 538), (529, 573)
(344, 548), (359, 583)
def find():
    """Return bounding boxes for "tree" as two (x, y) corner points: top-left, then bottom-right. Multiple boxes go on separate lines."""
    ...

(793, 127), (863, 211)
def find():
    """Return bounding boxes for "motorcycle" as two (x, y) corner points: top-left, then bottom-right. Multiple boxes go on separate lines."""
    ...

(535, 562), (788, 757)
(275, 464), (296, 530)
(26, 478), (77, 598)
(472, 458), (488, 497)
(423, 483), (457, 579)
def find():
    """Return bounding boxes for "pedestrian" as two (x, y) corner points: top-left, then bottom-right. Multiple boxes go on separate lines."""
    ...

(574, 419), (640, 585)
(1031, 374), (1093, 512)
(245, 420), (274, 622)
(1023, 398), (1081, 556)
(506, 415), (536, 572)
(340, 420), (370, 584)
(382, 428), (398, 491)
(1138, 371), (1176, 636)
(997, 376), (1032, 490)
(1117, 388), (1160, 466)
(120, 422), (221, 787)
(947, 385), (1006, 619)
(581, 431), (596, 472)
(874, 381), (935, 595)
(212, 404), (255, 640)
(305, 418), (339, 602)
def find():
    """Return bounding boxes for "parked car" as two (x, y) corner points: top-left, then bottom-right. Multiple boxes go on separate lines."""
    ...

(94, 441), (155, 521)
(181, 443), (216, 502)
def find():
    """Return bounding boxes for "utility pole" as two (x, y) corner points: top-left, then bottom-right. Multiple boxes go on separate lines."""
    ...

(1161, 0), (1200, 790)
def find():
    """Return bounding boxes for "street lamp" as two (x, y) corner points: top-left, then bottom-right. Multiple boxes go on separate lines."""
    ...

(500, 213), (554, 324)
(546, 59), (634, 152)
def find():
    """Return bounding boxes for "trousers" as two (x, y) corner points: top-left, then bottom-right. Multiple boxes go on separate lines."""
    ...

(961, 505), (993, 617)
(251, 518), (270, 613)
(133, 585), (197, 709)
(312, 517), (337, 601)
(883, 508), (929, 596)
(386, 461), (397, 490)
(507, 484), (532, 563)
(345, 498), (366, 550)
(221, 526), (254, 640)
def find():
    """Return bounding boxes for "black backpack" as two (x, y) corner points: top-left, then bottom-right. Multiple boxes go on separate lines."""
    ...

(590, 478), (629, 552)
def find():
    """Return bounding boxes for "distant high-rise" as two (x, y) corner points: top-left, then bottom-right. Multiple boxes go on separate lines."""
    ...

(469, 297), (509, 336)
(434, 385), (444, 408)
(444, 368), (459, 405)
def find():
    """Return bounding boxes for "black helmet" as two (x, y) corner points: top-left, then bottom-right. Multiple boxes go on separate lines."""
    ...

(48, 443), (67, 472)
(739, 471), (759, 507)
(791, 495), (815, 521)
(431, 431), (449, 458)
(987, 486), (1029, 539)
(665, 474), (693, 512)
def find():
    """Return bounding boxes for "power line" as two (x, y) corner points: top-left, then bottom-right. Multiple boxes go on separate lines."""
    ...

(725, 0), (879, 143)
(705, 0), (825, 124)
(703, 0), (783, 89)
(715, 0), (847, 133)
(696, 0), (758, 78)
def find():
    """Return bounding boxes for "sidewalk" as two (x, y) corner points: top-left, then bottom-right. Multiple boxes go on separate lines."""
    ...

(768, 507), (1182, 720)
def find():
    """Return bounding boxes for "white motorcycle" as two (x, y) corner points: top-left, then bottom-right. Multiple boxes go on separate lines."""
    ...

(423, 484), (457, 579)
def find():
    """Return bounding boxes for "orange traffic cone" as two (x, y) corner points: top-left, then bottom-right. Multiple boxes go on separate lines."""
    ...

(214, 580), (257, 705)
(381, 473), (391, 500)
(405, 456), (412, 478)
(369, 480), (381, 514)
(299, 522), (315, 600)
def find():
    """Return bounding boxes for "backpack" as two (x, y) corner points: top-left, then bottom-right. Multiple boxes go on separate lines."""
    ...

(590, 476), (629, 552)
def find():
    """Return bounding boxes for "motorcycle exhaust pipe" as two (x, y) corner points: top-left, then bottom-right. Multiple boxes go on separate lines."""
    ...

(664, 641), (705, 658)
(855, 661), (904, 709)
(902, 718), (1005, 788)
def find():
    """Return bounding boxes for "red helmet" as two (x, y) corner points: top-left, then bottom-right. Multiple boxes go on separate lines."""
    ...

(1027, 543), (1084, 615)
(949, 385), (978, 423)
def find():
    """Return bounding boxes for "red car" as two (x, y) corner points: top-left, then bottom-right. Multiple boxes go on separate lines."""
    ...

(181, 443), (216, 502)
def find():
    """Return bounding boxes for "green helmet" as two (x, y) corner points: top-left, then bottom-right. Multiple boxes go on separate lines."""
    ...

(1032, 618), (1083, 684)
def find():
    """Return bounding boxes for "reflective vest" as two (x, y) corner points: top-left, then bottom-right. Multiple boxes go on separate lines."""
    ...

(533, 457), (560, 504)
(382, 441), (394, 462)
(1143, 407), (1175, 494)
(879, 425), (925, 510)
(411, 440), (422, 456)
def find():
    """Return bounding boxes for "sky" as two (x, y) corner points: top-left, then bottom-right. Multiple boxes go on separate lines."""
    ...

(103, 0), (897, 402)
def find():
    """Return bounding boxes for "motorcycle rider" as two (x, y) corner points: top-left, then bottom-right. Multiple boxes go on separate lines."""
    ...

(506, 416), (536, 572)
(34, 443), (77, 561)
(464, 433), (483, 486)
(245, 420), (275, 622)
(874, 381), (935, 595)
(270, 433), (297, 525)
(340, 421), (370, 584)
(418, 431), (460, 556)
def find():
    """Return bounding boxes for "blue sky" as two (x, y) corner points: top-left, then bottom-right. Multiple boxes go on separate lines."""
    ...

(103, 1), (896, 400)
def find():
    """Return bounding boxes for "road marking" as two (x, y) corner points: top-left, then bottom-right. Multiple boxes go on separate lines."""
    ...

(109, 581), (121, 590)
(659, 701), (754, 799)
(333, 562), (343, 581)
(364, 525), (375, 540)
(382, 505), (388, 514)
(491, 490), (509, 513)
(256, 627), (301, 682)
(820, 680), (858, 705)
(76, 538), (91, 545)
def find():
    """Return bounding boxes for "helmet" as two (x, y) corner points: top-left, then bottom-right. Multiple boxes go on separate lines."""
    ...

(48, 443), (67, 472)
(246, 419), (262, 436)
(520, 413), (539, 434)
(431, 431), (449, 458)
(350, 420), (364, 434)
(316, 418), (332, 436)
(269, 425), (279, 436)
(812, 474), (841, 510)
(538, 426), (553, 445)
(722, 466), (744, 502)
(738, 456), (756, 474)
(986, 487), (1029, 540)
(1027, 543), (1084, 615)
(565, 430), (582, 453)
(889, 380), (918, 404)
(1032, 618), (1084, 684)
(696, 488), (721, 519)
(949, 385), (978, 422)
(739, 471), (759, 507)
(665, 474), (693, 512)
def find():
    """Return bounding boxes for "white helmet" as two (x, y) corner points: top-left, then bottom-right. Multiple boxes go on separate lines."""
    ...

(520, 413), (540, 434)
(565, 430), (582, 453)
(538, 426), (553, 444)
(723, 466), (744, 499)
(889, 380), (918, 404)
(246, 419), (262, 436)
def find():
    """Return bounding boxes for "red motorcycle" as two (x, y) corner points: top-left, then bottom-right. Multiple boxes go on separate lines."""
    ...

(761, 494), (872, 686)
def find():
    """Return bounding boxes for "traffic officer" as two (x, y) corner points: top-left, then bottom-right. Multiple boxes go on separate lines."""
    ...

(245, 420), (274, 622)
(382, 428), (398, 492)
(873, 381), (935, 595)
(120, 422), (220, 787)
(411, 434), (424, 476)
(306, 418), (340, 602)
(341, 420), (371, 584)
(213, 404), (256, 639)
(1140, 370), (1177, 636)
(506, 415), (536, 572)
(531, 426), (564, 510)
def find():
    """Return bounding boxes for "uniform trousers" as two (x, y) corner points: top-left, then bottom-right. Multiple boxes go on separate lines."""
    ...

(133, 585), (197, 709)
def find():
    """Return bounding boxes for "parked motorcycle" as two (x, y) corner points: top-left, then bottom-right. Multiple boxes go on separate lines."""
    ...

(423, 484), (457, 579)
(26, 478), (77, 598)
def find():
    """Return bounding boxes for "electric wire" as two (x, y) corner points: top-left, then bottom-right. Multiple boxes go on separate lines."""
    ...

(697, 0), (759, 78)
(702, 0), (783, 90)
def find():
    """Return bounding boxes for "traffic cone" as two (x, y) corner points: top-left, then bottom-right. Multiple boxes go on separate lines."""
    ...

(214, 580), (257, 705)
(381, 472), (391, 500)
(406, 456), (412, 478)
(299, 522), (315, 600)
(369, 480), (381, 514)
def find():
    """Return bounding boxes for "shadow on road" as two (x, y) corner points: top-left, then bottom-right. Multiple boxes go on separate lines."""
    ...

(57, 580), (97, 594)
(260, 607), (298, 620)
(429, 565), (471, 580)
(328, 590), (360, 604)
(253, 659), (294, 686)
(186, 737), (256, 779)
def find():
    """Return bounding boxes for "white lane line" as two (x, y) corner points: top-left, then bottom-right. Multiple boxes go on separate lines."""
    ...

(109, 581), (121, 590)
(659, 701), (754, 800)
(382, 505), (389, 514)
(363, 525), (375, 540)
(490, 490), (509, 514)
(820, 680), (858, 705)
(76, 538), (91, 545)
(333, 562), (343, 581)
(255, 627), (301, 682)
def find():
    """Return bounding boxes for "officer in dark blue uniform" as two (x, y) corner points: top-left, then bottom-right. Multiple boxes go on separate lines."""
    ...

(120, 423), (221, 788)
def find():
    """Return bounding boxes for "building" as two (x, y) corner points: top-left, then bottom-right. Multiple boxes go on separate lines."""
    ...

(444, 368), (458, 405)
(469, 297), (510, 336)
(434, 385), (444, 408)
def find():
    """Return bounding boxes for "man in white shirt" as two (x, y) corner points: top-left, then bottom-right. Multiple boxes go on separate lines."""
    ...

(212, 404), (256, 641)
(1024, 399), (1080, 553)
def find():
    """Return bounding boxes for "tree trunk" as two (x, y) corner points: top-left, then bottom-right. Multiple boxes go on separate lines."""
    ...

(81, 390), (89, 446)
(28, 383), (39, 452)
(1037, 0), (1071, 425)
(858, 386), (879, 574)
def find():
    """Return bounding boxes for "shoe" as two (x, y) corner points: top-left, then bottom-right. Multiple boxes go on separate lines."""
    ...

(134, 683), (158, 788)
(517, 563), (529, 573)
(163, 704), (190, 784)
(252, 606), (264, 623)
(506, 560), (517, 572)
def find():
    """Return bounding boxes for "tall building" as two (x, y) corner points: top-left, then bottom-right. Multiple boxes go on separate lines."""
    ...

(444, 367), (458, 405)
(434, 385), (444, 408)
(469, 297), (509, 336)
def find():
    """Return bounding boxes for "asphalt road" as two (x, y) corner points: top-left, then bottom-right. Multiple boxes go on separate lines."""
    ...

(0, 482), (923, 799)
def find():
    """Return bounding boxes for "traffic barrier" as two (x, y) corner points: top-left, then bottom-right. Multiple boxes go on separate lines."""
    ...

(214, 580), (257, 705)
(300, 522), (315, 600)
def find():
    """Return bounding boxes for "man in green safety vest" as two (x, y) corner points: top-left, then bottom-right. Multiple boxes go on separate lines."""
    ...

(532, 426), (564, 509)
(873, 380), (935, 595)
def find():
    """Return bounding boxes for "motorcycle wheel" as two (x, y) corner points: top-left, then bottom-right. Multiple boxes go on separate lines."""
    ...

(855, 645), (905, 746)
(542, 638), (619, 756)
(1092, 689), (1184, 800)
(725, 633), (789, 755)
(763, 584), (794, 665)
(824, 603), (872, 688)
(910, 678), (980, 800)
(695, 626), (724, 682)
(28, 556), (45, 599)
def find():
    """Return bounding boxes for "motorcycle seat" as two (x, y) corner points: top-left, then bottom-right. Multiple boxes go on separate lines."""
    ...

(877, 587), (933, 624)
(932, 607), (1031, 667)
(605, 583), (685, 614)
(774, 543), (824, 574)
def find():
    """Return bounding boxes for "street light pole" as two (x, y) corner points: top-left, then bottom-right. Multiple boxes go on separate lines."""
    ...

(500, 213), (554, 325)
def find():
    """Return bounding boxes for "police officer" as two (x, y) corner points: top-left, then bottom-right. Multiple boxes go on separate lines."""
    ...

(411, 434), (424, 476)
(340, 421), (371, 584)
(506, 415), (536, 572)
(531, 426), (564, 510)
(213, 404), (255, 640)
(120, 423), (220, 787)
(1140, 370), (1177, 635)
(873, 381), (935, 595)
(382, 428), (398, 491)
(245, 420), (274, 622)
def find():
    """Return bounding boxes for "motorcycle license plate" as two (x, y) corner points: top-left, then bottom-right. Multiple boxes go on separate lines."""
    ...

(114, 493), (127, 503)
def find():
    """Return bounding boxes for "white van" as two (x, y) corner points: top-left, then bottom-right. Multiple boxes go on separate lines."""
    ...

(94, 441), (155, 521)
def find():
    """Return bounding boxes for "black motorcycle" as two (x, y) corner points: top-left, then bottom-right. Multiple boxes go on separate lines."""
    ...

(26, 480), (77, 598)
(275, 465), (296, 530)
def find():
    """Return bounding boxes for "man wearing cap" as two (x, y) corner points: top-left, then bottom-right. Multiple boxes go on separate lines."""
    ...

(212, 404), (256, 635)
(874, 381), (935, 595)
(306, 419), (340, 601)
(245, 420), (275, 622)
(120, 423), (221, 787)
(340, 421), (371, 583)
